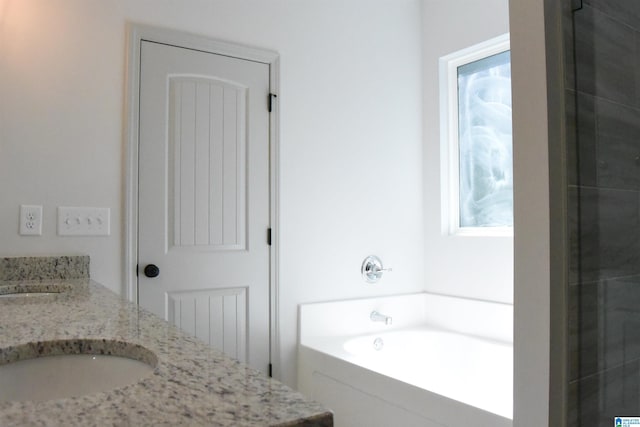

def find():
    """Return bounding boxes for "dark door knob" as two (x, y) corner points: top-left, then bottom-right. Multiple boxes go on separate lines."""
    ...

(144, 264), (160, 278)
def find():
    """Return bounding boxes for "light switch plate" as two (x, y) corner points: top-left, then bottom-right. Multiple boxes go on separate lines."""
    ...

(57, 207), (110, 236)
(19, 205), (43, 236)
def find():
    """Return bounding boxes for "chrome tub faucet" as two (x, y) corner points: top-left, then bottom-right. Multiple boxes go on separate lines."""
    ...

(370, 310), (392, 325)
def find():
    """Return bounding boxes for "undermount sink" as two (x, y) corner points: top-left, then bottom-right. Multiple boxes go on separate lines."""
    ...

(0, 282), (76, 301)
(0, 292), (58, 298)
(0, 339), (157, 401)
(0, 282), (72, 298)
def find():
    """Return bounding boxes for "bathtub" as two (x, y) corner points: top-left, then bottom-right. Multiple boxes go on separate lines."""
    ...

(298, 293), (513, 427)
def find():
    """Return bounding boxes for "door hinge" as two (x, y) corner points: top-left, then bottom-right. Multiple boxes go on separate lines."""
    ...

(268, 93), (278, 113)
(136, 264), (139, 276)
(267, 228), (272, 246)
(269, 363), (273, 377)
(572, 0), (583, 11)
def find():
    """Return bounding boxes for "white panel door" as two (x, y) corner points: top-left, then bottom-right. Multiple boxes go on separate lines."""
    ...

(138, 41), (270, 375)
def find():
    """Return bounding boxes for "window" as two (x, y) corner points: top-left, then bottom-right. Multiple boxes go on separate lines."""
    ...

(439, 34), (512, 236)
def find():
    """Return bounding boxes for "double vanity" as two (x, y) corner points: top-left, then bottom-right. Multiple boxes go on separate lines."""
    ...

(0, 256), (332, 426)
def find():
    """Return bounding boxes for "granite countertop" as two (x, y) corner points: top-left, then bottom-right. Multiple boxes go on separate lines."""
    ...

(0, 278), (332, 426)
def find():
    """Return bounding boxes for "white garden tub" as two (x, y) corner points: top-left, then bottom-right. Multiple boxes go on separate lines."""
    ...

(298, 293), (513, 427)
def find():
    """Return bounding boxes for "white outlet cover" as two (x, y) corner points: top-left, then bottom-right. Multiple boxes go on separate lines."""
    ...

(19, 205), (43, 236)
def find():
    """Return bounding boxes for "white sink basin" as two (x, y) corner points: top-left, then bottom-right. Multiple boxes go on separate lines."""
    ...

(0, 282), (73, 299)
(0, 340), (156, 401)
(0, 292), (58, 298)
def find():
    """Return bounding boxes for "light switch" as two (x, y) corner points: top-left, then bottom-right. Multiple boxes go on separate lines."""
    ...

(57, 207), (110, 236)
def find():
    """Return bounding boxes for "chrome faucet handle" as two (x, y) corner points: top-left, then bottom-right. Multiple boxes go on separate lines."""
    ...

(361, 255), (392, 283)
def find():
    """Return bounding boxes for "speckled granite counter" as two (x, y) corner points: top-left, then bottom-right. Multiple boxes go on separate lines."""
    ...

(0, 278), (332, 426)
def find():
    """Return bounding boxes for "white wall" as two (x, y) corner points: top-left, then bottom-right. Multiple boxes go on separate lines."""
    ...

(0, 0), (424, 387)
(511, 0), (564, 424)
(422, 0), (513, 303)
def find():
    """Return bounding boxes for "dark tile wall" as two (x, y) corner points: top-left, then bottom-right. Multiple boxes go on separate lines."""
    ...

(567, 1), (640, 425)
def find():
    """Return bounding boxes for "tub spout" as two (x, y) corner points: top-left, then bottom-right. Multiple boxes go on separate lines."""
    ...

(370, 311), (392, 325)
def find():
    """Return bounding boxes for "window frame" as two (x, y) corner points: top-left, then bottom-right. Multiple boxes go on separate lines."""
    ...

(438, 33), (512, 237)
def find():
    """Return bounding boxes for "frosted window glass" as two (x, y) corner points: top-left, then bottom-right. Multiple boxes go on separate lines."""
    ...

(457, 50), (513, 228)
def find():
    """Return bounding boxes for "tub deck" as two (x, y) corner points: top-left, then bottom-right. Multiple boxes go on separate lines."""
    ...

(303, 327), (512, 420)
(298, 292), (513, 427)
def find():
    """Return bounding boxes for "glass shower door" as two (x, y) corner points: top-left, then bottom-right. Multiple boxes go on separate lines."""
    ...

(568, 1), (640, 425)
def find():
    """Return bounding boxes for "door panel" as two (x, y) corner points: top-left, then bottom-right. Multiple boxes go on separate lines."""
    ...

(169, 77), (246, 250)
(138, 41), (270, 375)
(166, 287), (247, 362)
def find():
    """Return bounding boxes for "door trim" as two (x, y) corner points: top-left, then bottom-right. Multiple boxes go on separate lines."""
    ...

(124, 23), (281, 378)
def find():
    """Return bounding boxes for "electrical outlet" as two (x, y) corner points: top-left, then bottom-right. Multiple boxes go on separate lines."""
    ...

(57, 207), (110, 236)
(19, 205), (43, 236)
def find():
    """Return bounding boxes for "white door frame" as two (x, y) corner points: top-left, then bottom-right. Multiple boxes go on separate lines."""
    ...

(124, 23), (280, 378)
